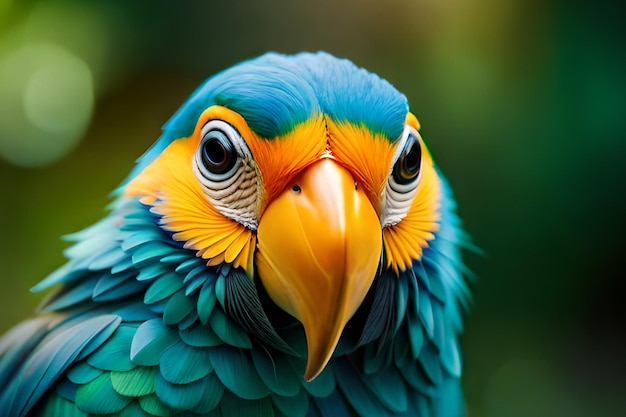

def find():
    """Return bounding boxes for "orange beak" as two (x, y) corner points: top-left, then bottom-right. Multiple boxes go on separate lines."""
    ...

(256, 158), (382, 380)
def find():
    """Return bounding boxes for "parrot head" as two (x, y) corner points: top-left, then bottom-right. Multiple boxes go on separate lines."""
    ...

(122, 52), (441, 380)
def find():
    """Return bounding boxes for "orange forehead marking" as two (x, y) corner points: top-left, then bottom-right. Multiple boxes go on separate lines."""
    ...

(325, 119), (397, 213)
(195, 106), (327, 213)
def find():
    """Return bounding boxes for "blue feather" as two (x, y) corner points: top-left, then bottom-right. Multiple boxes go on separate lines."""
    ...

(1, 314), (120, 417)
(122, 52), (408, 187)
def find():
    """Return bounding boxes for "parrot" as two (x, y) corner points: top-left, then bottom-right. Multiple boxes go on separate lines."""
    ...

(0, 51), (472, 417)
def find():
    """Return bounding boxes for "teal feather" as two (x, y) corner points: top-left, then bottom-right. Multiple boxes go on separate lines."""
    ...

(155, 371), (208, 410)
(179, 322), (222, 347)
(144, 273), (184, 304)
(417, 342), (444, 385)
(312, 389), (356, 417)
(293, 358), (335, 398)
(364, 366), (408, 413)
(197, 277), (218, 324)
(53, 377), (78, 401)
(271, 389), (309, 417)
(225, 269), (294, 354)
(66, 361), (104, 385)
(163, 290), (195, 325)
(0, 316), (55, 387)
(130, 319), (179, 367)
(189, 372), (223, 414)
(208, 307), (251, 349)
(251, 348), (301, 397)
(87, 324), (137, 371)
(334, 359), (393, 417)
(219, 390), (274, 417)
(209, 345), (269, 400)
(136, 263), (168, 282)
(159, 341), (212, 384)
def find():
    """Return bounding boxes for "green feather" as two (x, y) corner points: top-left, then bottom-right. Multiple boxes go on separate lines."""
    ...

(111, 366), (157, 397)
(138, 393), (177, 417)
(118, 401), (153, 417)
(75, 373), (133, 414)
(36, 394), (87, 417)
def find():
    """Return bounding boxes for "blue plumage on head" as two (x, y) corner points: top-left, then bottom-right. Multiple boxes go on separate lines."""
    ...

(125, 51), (408, 184)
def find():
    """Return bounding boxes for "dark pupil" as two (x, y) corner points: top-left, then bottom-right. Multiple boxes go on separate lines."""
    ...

(404, 143), (421, 175)
(202, 133), (235, 174)
(393, 138), (421, 185)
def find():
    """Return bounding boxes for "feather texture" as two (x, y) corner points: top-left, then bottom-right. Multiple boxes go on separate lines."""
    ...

(0, 52), (471, 416)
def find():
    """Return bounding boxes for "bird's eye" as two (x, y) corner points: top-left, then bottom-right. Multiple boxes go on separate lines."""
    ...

(380, 126), (423, 228)
(194, 120), (243, 182)
(201, 130), (237, 175)
(192, 118), (259, 230)
(392, 134), (421, 185)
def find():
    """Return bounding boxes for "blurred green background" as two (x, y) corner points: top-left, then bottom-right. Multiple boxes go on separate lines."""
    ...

(0, 0), (624, 415)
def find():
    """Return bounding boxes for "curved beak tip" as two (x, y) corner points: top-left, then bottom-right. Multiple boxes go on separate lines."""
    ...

(256, 159), (382, 379)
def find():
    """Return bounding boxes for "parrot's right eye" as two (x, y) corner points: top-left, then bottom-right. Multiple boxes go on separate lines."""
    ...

(195, 120), (243, 181)
(200, 130), (237, 176)
(192, 119), (260, 230)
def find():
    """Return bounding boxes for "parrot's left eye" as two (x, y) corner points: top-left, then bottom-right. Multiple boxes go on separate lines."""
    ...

(380, 126), (423, 228)
(392, 134), (421, 185)
(193, 119), (259, 229)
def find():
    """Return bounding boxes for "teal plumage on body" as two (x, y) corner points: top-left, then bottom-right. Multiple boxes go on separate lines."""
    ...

(0, 52), (472, 416)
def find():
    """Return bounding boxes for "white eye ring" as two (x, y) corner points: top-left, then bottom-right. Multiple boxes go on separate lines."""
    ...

(194, 120), (248, 183)
(380, 125), (423, 228)
(192, 119), (259, 230)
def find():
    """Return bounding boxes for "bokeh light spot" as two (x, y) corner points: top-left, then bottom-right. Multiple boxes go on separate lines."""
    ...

(23, 55), (93, 134)
(0, 43), (94, 167)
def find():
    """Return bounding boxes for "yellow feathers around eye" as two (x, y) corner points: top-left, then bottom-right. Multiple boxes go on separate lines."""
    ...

(323, 115), (441, 274)
(382, 133), (441, 273)
(122, 106), (327, 277)
(124, 122), (256, 276)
